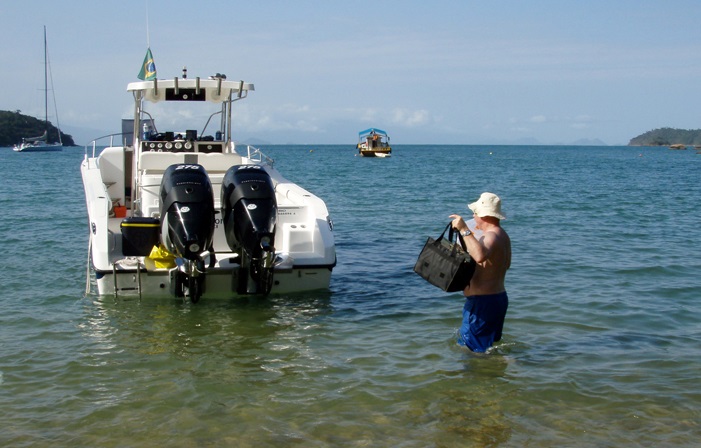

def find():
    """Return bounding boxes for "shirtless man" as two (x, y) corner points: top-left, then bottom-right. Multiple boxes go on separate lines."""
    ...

(449, 192), (511, 352)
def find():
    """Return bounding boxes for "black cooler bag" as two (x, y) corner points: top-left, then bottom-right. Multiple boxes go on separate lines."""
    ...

(120, 217), (160, 256)
(414, 223), (476, 292)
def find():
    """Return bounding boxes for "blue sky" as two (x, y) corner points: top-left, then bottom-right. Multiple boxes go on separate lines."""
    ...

(2, 0), (701, 145)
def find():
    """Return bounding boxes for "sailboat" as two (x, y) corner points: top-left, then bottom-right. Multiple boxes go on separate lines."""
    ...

(13, 26), (63, 152)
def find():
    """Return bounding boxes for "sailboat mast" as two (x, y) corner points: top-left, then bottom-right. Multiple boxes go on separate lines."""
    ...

(43, 25), (49, 134)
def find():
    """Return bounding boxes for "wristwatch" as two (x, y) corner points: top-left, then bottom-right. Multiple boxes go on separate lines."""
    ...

(460, 229), (472, 237)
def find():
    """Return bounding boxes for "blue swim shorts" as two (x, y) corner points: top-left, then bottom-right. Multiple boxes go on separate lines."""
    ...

(457, 291), (509, 353)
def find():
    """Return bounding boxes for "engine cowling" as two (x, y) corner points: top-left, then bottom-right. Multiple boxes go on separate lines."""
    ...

(159, 163), (215, 302)
(159, 164), (215, 259)
(221, 165), (277, 294)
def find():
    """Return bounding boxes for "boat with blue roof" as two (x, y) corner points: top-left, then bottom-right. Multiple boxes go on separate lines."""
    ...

(356, 128), (392, 157)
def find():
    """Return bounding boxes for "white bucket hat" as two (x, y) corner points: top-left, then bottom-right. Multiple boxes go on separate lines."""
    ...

(468, 192), (506, 219)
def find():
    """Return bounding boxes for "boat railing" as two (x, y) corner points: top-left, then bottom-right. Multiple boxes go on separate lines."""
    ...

(84, 133), (130, 159)
(85, 135), (276, 168)
(242, 144), (274, 167)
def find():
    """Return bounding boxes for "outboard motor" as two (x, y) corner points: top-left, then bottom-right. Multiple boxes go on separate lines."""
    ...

(159, 164), (215, 302)
(221, 165), (277, 295)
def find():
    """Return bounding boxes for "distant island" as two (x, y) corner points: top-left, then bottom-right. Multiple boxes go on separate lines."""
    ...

(629, 127), (701, 147)
(0, 110), (75, 147)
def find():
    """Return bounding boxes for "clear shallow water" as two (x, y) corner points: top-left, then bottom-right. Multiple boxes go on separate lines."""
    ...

(1, 145), (700, 447)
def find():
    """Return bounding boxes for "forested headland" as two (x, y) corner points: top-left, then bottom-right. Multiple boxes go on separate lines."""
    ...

(0, 110), (75, 147)
(629, 128), (701, 147)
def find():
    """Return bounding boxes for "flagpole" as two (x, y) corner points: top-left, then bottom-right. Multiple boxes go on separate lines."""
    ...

(137, 0), (156, 81)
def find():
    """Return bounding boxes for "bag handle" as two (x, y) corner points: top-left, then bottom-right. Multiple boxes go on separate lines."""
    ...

(439, 222), (469, 252)
(437, 222), (452, 241)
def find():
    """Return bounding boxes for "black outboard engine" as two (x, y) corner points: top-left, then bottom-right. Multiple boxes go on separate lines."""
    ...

(221, 165), (277, 295)
(159, 164), (215, 302)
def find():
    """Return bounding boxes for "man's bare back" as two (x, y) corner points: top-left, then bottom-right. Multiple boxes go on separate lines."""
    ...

(463, 225), (511, 296)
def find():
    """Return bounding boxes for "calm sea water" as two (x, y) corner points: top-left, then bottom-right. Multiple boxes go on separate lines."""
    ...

(1, 144), (699, 447)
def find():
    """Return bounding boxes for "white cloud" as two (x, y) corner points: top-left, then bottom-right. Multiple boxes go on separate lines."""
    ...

(390, 108), (431, 127)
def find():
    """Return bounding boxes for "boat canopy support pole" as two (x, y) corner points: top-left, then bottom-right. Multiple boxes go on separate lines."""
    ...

(132, 91), (144, 216)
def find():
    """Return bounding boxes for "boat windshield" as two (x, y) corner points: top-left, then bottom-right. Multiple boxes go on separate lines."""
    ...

(139, 101), (228, 143)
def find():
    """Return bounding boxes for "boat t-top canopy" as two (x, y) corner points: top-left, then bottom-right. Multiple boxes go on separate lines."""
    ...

(126, 75), (255, 148)
(358, 128), (388, 138)
(127, 77), (255, 104)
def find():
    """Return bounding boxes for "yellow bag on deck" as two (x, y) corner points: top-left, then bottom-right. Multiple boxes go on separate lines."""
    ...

(146, 244), (177, 269)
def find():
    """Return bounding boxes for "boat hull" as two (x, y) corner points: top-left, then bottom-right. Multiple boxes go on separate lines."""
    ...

(13, 143), (63, 152)
(358, 149), (392, 157)
(92, 263), (333, 299)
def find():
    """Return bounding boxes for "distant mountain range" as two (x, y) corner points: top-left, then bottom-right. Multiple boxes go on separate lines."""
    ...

(569, 138), (609, 146)
(469, 137), (610, 146)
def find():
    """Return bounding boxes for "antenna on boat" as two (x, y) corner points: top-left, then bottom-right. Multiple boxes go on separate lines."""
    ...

(145, 0), (151, 48)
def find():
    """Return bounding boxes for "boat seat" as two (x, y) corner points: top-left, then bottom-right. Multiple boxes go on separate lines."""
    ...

(139, 152), (188, 174)
(196, 152), (242, 173)
(98, 146), (126, 205)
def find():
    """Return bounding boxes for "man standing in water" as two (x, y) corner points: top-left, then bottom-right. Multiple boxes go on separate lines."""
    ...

(449, 192), (511, 352)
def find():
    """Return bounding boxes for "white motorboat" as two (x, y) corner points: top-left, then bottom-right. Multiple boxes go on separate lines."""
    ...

(14, 26), (63, 152)
(81, 73), (336, 302)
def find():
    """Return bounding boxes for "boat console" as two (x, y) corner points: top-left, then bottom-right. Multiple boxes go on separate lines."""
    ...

(140, 131), (225, 154)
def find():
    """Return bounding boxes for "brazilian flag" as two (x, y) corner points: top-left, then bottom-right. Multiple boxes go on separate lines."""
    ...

(137, 48), (157, 80)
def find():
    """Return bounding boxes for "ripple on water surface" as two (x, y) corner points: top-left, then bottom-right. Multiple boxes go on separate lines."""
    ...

(1, 146), (700, 446)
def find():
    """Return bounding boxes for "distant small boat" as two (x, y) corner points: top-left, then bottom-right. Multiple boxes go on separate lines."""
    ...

(669, 144), (686, 150)
(13, 27), (63, 152)
(356, 128), (391, 157)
